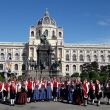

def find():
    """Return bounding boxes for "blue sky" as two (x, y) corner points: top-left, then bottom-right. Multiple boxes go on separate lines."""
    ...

(0, 0), (110, 44)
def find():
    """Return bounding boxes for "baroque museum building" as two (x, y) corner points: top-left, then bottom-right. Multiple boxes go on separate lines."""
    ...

(0, 10), (110, 76)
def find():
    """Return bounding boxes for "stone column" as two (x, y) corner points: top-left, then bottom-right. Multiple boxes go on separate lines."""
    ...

(61, 62), (65, 76)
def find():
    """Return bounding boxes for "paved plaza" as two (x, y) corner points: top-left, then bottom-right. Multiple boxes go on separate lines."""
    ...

(0, 101), (110, 110)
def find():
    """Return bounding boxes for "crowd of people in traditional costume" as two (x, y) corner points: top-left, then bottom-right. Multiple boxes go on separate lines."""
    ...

(0, 77), (110, 107)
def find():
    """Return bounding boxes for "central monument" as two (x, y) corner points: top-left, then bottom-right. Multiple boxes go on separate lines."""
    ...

(37, 31), (53, 77)
(36, 31), (61, 77)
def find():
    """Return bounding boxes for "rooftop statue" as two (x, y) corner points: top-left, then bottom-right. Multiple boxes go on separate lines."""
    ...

(40, 31), (49, 45)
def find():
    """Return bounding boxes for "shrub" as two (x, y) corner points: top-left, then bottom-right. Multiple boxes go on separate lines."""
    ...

(71, 72), (79, 77)
(18, 75), (25, 80)
(80, 72), (88, 79)
(100, 72), (108, 77)
(0, 75), (4, 82)
(89, 71), (98, 79)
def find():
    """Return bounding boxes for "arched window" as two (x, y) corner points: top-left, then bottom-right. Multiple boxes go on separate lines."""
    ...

(0, 53), (4, 60)
(45, 29), (48, 36)
(80, 54), (83, 61)
(52, 30), (55, 36)
(22, 53), (26, 60)
(72, 54), (76, 61)
(8, 53), (11, 60)
(51, 53), (55, 60)
(108, 55), (110, 62)
(0, 64), (3, 70)
(22, 64), (25, 70)
(59, 32), (62, 37)
(15, 64), (18, 70)
(31, 31), (34, 37)
(94, 55), (97, 61)
(73, 65), (76, 72)
(15, 53), (19, 60)
(66, 54), (69, 61)
(87, 55), (91, 62)
(38, 30), (41, 36)
(101, 55), (104, 62)
(66, 65), (69, 71)
(80, 65), (83, 72)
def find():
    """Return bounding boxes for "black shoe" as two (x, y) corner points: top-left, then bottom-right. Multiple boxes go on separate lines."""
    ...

(2, 101), (5, 104)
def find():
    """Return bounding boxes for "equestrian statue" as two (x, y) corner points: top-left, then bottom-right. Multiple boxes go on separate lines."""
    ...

(50, 59), (61, 70)
(27, 57), (37, 70)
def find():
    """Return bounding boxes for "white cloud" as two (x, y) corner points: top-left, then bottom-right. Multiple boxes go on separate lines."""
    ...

(98, 21), (110, 26)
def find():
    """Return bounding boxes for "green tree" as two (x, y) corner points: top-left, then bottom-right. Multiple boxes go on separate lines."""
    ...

(80, 72), (88, 78)
(91, 61), (99, 72)
(89, 71), (98, 80)
(71, 72), (79, 77)
(82, 63), (92, 73)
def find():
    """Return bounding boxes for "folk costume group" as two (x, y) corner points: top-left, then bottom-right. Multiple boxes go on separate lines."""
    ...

(0, 77), (110, 107)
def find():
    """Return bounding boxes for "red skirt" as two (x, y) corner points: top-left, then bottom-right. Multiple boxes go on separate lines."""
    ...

(18, 92), (27, 104)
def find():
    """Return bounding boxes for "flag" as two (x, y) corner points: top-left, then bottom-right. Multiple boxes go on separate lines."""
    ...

(6, 53), (11, 69)
(4, 53), (11, 77)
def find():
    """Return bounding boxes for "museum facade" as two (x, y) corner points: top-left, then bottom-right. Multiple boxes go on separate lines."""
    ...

(0, 10), (110, 76)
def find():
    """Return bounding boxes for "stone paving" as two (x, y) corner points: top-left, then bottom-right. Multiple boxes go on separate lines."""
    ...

(0, 100), (110, 110)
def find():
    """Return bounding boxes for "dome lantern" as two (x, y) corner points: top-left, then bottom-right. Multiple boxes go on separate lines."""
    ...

(37, 9), (56, 26)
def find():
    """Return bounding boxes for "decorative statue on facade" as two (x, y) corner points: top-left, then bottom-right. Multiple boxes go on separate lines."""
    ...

(50, 59), (61, 70)
(27, 57), (37, 70)
(40, 31), (49, 45)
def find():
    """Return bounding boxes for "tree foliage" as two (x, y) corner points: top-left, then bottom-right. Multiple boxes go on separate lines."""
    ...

(71, 72), (79, 77)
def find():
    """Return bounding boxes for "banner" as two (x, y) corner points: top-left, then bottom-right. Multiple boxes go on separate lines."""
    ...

(4, 53), (11, 77)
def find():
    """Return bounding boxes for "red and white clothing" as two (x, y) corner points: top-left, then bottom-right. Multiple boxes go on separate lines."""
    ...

(41, 80), (46, 89)
(0, 83), (3, 92)
(47, 81), (53, 91)
(33, 81), (40, 90)
(27, 81), (33, 90)
(83, 82), (89, 99)
(3, 82), (9, 91)
(16, 82), (21, 93)
(90, 83), (95, 91)
(95, 83), (101, 93)
(106, 83), (110, 88)
(10, 82), (16, 91)
(53, 81), (58, 88)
